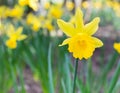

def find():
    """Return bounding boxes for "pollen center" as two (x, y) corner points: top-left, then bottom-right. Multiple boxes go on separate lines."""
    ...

(77, 40), (87, 49)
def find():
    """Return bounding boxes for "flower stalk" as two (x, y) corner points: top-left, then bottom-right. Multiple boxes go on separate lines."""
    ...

(72, 58), (79, 93)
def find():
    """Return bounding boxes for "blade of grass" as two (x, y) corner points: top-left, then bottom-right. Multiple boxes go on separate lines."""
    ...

(48, 43), (54, 93)
(16, 64), (26, 93)
(96, 52), (119, 92)
(85, 59), (92, 93)
(72, 58), (79, 93)
(107, 59), (120, 93)
(9, 61), (19, 93)
(61, 79), (67, 93)
(65, 54), (72, 93)
(113, 80), (120, 93)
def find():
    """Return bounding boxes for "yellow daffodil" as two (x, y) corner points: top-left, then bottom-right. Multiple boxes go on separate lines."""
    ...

(8, 5), (24, 19)
(0, 6), (7, 18)
(106, 0), (113, 8)
(18, 0), (28, 6)
(32, 20), (41, 31)
(48, 5), (63, 19)
(66, 1), (74, 11)
(19, 0), (39, 11)
(26, 13), (41, 31)
(5, 24), (27, 49)
(57, 8), (103, 60)
(44, 20), (54, 31)
(44, 2), (51, 9)
(113, 43), (120, 53)
(0, 23), (5, 35)
(6, 25), (27, 40)
(93, 1), (102, 10)
(6, 38), (17, 49)
(82, 1), (89, 9)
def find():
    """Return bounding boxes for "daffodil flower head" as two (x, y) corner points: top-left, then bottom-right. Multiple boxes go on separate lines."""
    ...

(19, 0), (38, 11)
(113, 43), (120, 53)
(44, 2), (51, 9)
(5, 24), (27, 49)
(57, 8), (103, 60)
(44, 20), (54, 31)
(26, 13), (41, 31)
(8, 5), (24, 19)
(48, 5), (63, 19)
(66, 1), (74, 11)
(0, 6), (8, 18)
(6, 38), (17, 49)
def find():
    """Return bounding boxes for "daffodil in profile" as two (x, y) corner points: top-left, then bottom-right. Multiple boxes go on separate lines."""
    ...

(5, 24), (27, 49)
(57, 8), (103, 60)
(113, 43), (120, 53)
(19, 0), (38, 11)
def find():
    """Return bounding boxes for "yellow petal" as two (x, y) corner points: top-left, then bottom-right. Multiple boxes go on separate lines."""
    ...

(7, 24), (15, 37)
(57, 19), (76, 37)
(5, 38), (17, 49)
(75, 7), (84, 32)
(92, 37), (103, 48)
(29, 0), (38, 11)
(59, 38), (71, 46)
(15, 27), (23, 35)
(17, 35), (27, 41)
(84, 17), (100, 35)
(113, 43), (120, 53)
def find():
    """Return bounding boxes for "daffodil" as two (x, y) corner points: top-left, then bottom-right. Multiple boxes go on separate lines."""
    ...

(19, 0), (38, 11)
(48, 5), (63, 19)
(82, 1), (89, 9)
(93, 1), (102, 10)
(44, 2), (51, 9)
(0, 22), (6, 35)
(5, 24), (27, 49)
(6, 38), (17, 49)
(8, 5), (24, 19)
(44, 20), (54, 31)
(0, 6), (7, 18)
(66, 1), (74, 11)
(113, 43), (120, 53)
(57, 8), (103, 60)
(26, 13), (41, 31)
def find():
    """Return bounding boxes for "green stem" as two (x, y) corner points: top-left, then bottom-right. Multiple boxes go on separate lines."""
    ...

(107, 59), (120, 93)
(72, 58), (79, 93)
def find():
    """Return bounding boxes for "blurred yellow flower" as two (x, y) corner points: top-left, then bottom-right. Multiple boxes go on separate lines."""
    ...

(8, 5), (24, 19)
(112, 2), (120, 17)
(57, 8), (103, 60)
(106, 0), (113, 8)
(18, 0), (28, 6)
(6, 24), (27, 49)
(0, 6), (7, 18)
(44, 20), (54, 31)
(44, 2), (51, 9)
(82, 1), (89, 9)
(113, 43), (120, 53)
(32, 20), (41, 31)
(19, 0), (39, 11)
(48, 5), (63, 19)
(6, 38), (17, 49)
(0, 22), (5, 35)
(26, 13), (41, 31)
(93, 1), (102, 10)
(66, 1), (74, 11)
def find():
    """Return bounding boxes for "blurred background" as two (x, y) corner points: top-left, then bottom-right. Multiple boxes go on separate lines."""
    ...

(0, 0), (120, 93)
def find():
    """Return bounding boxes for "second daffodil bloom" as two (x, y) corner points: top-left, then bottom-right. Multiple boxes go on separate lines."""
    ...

(113, 43), (120, 53)
(57, 8), (103, 60)
(19, 0), (39, 11)
(5, 25), (27, 49)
